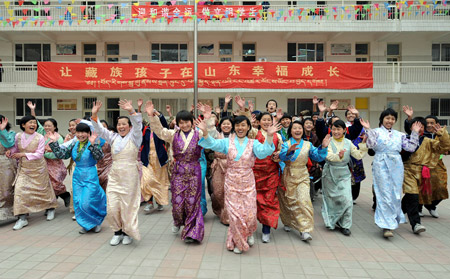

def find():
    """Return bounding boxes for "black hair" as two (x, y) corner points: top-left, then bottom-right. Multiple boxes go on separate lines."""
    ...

(100, 120), (110, 129)
(411, 116), (426, 128)
(344, 110), (350, 117)
(266, 99), (278, 108)
(69, 119), (77, 123)
(312, 112), (319, 117)
(425, 115), (439, 123)
(0, 115), (11, 131)
(379, 108), (398, 127)
(117, 116), (132, 127)
(287, 120), (303, 139)
(83, 115), (91, 121)
(332, 119), (347, 130)
(278, 113), (292, 123)
(217, 116), (233, 133)
(176, 110), (194, 126)
(44, 118), (59, 132)
(19, 115), (37, 131)
(211, 112), (219, 120)
(76, 123), (91, 134)
(233, 115), (251, 136)
(327, 116), (340, 127)
(257, 112), (273, 122)
(302, 117), (314, 125)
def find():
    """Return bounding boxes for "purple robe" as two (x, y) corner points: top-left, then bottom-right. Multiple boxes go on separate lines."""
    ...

(171, 129), (204, 242)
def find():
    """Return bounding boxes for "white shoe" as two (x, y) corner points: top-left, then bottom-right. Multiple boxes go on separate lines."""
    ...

(79, 228), (87, 234)
(283, 226), (291, 232)
(184, 237), (195, 243)
(418, 211), (424, 217)
(46, 209), (55, 221)
(157, 204), (164, 211)
(172, 225), (180, 234)
(413, 224), (426, 234)
(300, 232), (313, 241)
(144, 203), (154, 213)
(72, 215), (76, 221)
(247, 235), (255, 247)
(13, 219), (28, 230)
(429, 209), (439, 218)
(233, 247), (242, 254)
(110, 235), (124, 246)
(262, 233), (270, 243)
(122, 235), (133, 245)
(94, 225), (102, 233)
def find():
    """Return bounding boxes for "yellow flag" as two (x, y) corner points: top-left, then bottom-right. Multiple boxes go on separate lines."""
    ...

(4, 1), (10, 9)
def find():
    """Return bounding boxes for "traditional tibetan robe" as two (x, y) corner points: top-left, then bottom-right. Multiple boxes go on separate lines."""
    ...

(321, 137), (367, 230)
(279, 138), (327, 233)
(50, 138), (106, 231)
(252, 130), (283, 229)
(149, 115), (209, 242)
(92, 113), (143, 240)
(429, 158), (448, 203)
(199, 134), (275, 252)
(210, 132), (229, 225)
(0, 129), (17, 220)
(366, 126), (419, 230)
(36, 121), (67, 196)
(403, 128), (450, 197)
(11, 132), (58, 216)
(97, 141), (112, 191)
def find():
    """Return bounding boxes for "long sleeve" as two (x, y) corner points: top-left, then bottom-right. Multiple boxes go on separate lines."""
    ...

(401, 131), (419, 152)
(365, 128), (379, 149)
(349, 142), (368, 160)
(326, 142), (342, 162)
(25, 135), (45, 160)
(49, 140), (75, 160)
(198, 135), (229, 154)
(404, 119), (412, 134)
(0, 129), (16, 149)
(431, 127), (450, 154)
(149, 115), (176, 144)
(160, 115), (169, 129)
(8, 134), (20, 154)
(88, 143), (104, 161)
(129, 113), (143, 147)
(315, 118), (328, 142)
(44, 136), (64, 159)
(91, 117), (117, 144)
(348, 118), (363, 140)
(36, 120), (46, 136)
(279, 141), (294, 162)
(309, 143), (327, 162)
(253, 139), (275, 159)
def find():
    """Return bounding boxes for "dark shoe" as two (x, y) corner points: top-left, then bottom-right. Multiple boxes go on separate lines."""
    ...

(340, 228), (351, 236)
(63, 192), (71, 208)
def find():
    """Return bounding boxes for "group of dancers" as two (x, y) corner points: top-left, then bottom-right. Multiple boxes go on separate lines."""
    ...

(0, 95), (448, 254)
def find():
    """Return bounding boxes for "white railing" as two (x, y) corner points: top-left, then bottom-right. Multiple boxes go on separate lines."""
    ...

(0, 0), (448, 28)
(0, 61), (448, 87)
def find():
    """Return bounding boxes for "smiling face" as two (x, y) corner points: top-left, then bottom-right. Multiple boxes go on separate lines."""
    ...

(346, 111), (355, 123)
(68, 121), (77, 134)
(234, 121), (251, 138)
(382, 115), (396, 129)
(266, 101), (277, 113)
(22, 120), (37, 134)
(220, 119), (232, 134)
(426, 118), (436, 133)
(280, 117), (291, 128)
(303, 119), (314, 133)
(290, 123), (304, 140)
(178, 119), (192, 133)
(116, 118), (131, 137)
(260, 114), (273, 131)
(331, 126), (345, 139)
(44, 120), (56, 134)
(76, 131), (90, 142)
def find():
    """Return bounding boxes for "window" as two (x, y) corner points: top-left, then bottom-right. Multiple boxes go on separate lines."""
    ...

(432, 43), (450, 62)
(219, 97), (233, 116)
(83, 97), (97, 118)
(387, 43), (401, 63)
(355, 43), (369, 62)
(287, 98), (313, 117)
(287, 43), (324, 62)
(219, 43), (233, 62)
(14, 1), (50, 16)
(151, 44), (188, 62)
(106, 43), (120, 62)
(431, 98), (450, 125)
(83, 43), (97, 62)
(15, 98), (52, 125)
(15, 44), (51, 62)
(151, 98), (188, 117)
(82, 1), (96, 20)
(106, 98), (120, 128)
(242, 43), (256, 62)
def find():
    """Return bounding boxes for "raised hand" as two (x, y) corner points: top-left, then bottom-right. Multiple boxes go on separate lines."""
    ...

(347, 105), (359, 116)
(402, 105), (414, 119)
(251, 113), (257, 125)
(27, 101), (36, 110)
(118, 99), (134, 113)
(225, 94), (232, 104)
(339, 149), (346, 159)
(215, 106), (221, 115)
(91, 100), (103, 116)
(329, 100), (339, 111)
(432, 123), (443, 133)
(276, 108), (283, 120)
(196, 102), (206, 114)
(145, 101), (155, 117)
(411, 121), (422, 133)
(318, 101), (327, 112)
(203, 104), (212, 120)
(313, 95), (319, 105)
(166, 105), (172, 116)
(89, 132), (98, 145)
(267, 123), (282, 136)
(287, 142), (300, 153)
(360, 118), (371, 130)
(137, 98), (143, 108)
(0, 117), (8, 130)
(46, 131), (59, 143)
(194, 118), (208, 136)
(321, 134), (331, 148)
(235, 95), (246, 109)
(248, 100), (254, 112)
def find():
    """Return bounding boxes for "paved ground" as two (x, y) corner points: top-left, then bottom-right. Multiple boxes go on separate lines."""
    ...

(1, 156), (450, 279)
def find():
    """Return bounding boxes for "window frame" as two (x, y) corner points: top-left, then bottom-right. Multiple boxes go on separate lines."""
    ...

(15, 98), (52, 126)
(242, 42), (257, 62)
(219, 42), (233, 62)
(151, 43), (188, 62)
(287, 42), (325, 62)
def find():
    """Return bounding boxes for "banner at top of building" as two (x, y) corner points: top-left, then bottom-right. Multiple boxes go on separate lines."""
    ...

(131, 5), (263, 19)
(37, 62), (373, 90)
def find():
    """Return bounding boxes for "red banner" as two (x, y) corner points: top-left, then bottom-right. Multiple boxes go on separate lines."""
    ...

(131, 5), (263, 19)
(37, 62), (373, 90)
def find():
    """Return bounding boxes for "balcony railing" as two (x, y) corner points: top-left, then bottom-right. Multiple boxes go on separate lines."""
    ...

(0, 0), (449, 29)
(0, 61), (449, 89)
